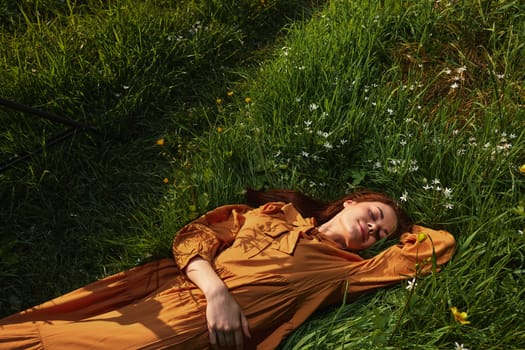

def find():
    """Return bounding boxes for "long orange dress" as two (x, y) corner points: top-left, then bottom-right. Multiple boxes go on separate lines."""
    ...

(0, 202), (456, 349)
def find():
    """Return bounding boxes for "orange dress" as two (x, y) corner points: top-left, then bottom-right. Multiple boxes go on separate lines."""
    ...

(0, 202), (456, 349)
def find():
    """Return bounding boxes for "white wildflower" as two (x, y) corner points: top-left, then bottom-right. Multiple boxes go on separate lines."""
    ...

(454, 342), (469, 350)
(450, 82), (460, 89)
(309, 103), (319, 111)
(323, 141), (333, 149)
(400, 192), (408, 202)
(317, 131), (330, 138)
(406, 278), (417, 291)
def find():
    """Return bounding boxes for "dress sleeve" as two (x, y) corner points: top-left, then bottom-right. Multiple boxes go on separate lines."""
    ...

(172, 204), (252, 271)
(348, 225), (456, 294)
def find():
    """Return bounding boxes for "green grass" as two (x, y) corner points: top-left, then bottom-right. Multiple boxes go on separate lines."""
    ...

(1, 0), (524, 349)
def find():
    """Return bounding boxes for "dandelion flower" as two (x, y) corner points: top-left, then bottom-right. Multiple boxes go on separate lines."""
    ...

(162, 178), (169, 184)
(156, 138), (165, 146)
(417, 233), (427, 243)
(216, 98), (223, 105)
(519, 164), (525, 174)
(227, 91), (234, 97)
(450, 307), (470, 325)
(245, 97), (252, 104)
(217, 127), (223, 133)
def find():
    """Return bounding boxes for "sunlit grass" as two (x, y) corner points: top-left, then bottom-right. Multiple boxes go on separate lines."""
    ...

(1, 0), (524, 349)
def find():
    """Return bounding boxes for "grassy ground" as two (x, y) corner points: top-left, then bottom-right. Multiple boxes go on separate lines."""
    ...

(1, 0), (524, 349)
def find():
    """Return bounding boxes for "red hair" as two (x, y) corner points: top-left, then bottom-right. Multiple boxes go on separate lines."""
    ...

(246, 188), (412, 238)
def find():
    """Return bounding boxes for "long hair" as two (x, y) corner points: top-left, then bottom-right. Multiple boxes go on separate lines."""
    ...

(246, 188), (412, 238)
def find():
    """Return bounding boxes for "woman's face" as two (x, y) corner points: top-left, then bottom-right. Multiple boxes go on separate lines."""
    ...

(319, 200), (398, 251)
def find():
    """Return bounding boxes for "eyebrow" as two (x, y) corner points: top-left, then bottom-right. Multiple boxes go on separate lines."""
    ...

(376, 206), (384, 220)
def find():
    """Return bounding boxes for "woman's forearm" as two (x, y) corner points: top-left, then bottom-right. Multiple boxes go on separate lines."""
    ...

(184, 256), (228, 297)
(184, 256), (251, 348)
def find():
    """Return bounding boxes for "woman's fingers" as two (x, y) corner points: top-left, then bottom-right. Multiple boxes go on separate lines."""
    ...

(234, 328), (244, 350)
(210, 328), (241, 349)
(241, 313), (251, 339)
(208, 317), (248, 349)
(205, 287), (251, 349)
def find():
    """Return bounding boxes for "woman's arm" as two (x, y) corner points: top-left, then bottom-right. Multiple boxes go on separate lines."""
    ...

(185, 256), (251, 350)
(347, 225), (456, 294)
(172, 204), (253, 349)
(172, 204), (251, 271)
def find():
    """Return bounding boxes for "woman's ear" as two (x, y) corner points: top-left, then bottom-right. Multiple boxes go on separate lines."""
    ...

(343, 200), (354, 208)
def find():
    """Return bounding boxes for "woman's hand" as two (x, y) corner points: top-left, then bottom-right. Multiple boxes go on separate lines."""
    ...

(205, 285), (251, 349)
(185, 256), (251, 349)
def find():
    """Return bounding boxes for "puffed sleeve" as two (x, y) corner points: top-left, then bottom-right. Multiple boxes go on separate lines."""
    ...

(348, 225), (456, 293)
(172, 204), (252, 271)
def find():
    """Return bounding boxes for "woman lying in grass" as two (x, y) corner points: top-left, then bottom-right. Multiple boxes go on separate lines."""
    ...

(0, 188), (455, 350)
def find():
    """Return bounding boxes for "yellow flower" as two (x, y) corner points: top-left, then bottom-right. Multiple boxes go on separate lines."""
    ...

(216, 98), (223, 105)
(450, 307), (471, 325)
(217, 127), (223, 133)
(417, 232), (427, 243)
(227, 91), (234, 97)
(162, 177), (169, 184)
(156, 138), (165, 146)
(520, 164), (525, 174)
(245, 97), (252, 104)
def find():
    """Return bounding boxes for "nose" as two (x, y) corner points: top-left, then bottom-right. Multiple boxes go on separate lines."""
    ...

(367, 222), (378, 234)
